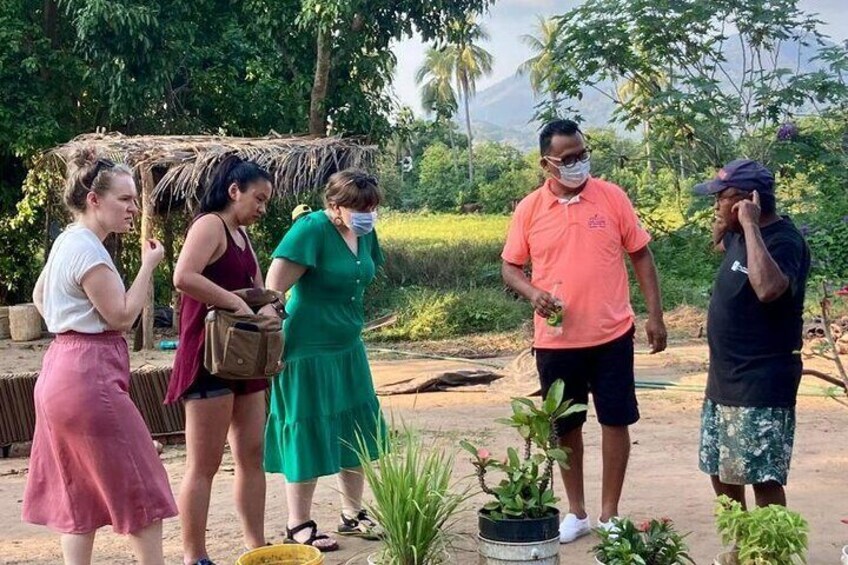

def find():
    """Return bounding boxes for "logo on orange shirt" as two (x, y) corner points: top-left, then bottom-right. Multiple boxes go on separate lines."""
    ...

(588, 214), (607, 229)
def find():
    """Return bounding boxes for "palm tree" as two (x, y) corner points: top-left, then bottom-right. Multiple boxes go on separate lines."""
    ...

(444, 13), (494, 184)
(416, 48), (461, 171)
(517, 16), (560, 110)
(617, 69), (668, 173)
(416, 48), (459, 123)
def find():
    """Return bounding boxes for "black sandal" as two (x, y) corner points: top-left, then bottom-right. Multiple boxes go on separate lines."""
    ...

(338, 509), (383, 540)
(285, 520), (339, 552)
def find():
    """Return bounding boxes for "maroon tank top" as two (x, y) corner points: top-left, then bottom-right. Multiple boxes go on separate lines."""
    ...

(165, 214), (265, 403)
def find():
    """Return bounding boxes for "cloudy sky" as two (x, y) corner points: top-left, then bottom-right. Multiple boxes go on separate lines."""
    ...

(390, 0), (848, 114)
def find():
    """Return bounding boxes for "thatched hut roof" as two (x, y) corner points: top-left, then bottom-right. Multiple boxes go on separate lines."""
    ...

(38, 132), (378, 213)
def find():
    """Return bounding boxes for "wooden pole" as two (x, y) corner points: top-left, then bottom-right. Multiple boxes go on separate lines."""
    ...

(140, 167), (155, 350)
(163, 211), (179, 333)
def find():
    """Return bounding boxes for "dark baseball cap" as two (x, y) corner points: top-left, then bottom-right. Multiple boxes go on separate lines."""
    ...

(694, 159), (775, 196)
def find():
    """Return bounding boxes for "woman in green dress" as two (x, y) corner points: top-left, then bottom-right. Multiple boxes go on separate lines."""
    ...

(264, 169), (385, 552)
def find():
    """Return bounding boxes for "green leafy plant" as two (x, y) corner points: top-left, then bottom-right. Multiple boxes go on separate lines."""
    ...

(593, 517), (694, 565)
(715, 495), (809, 564)
(353, 422), (469, 565)
(460, 380), (587, 519)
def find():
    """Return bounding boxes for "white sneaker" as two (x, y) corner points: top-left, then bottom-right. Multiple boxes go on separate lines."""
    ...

(597, 517), (621, 537)
(559, 513), (591, 543)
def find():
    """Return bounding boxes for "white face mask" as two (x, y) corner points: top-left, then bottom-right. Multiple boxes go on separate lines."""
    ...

(554, 158), (591, 189)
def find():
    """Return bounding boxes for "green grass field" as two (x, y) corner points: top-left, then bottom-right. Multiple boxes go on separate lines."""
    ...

(369, 212), (719, 341)
(377, 212), (511, 249)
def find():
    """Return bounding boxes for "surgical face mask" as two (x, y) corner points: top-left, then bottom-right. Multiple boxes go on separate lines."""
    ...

(349, 211), (377, 236)
(554, 158), (591, 189)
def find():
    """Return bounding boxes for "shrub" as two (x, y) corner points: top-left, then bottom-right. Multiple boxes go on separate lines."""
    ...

(804, 218), (848, 286)
(461, 380), (587, 520)
(479, 168), (541, 213)
(416, 142), (468, 211)
(593, 517), (694, 565)
(369, 287), (531, 341)
(715, 495), (808, 565)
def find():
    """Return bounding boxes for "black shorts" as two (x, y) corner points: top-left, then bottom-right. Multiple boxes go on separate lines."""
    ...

(535, 326), (638, 435)
(182, 367), (268, 401)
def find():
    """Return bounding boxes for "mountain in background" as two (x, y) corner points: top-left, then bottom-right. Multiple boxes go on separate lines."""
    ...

(464, 36), (836, 151)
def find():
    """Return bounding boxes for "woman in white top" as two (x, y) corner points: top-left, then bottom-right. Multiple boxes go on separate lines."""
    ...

(21, 147), (178, 565)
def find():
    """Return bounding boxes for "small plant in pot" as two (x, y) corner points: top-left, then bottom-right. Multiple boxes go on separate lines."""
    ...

(460, 380), (587, 562)
(592, 517), (694, 565)
(714, 495), (809, 564)
(353, 422), (468, 565)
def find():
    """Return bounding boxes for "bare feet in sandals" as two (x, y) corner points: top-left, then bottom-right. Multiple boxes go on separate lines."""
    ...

(286, 520), (339, 552)
(338, 510), (383, 540)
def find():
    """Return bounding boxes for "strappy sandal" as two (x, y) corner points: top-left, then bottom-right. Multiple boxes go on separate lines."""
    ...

(338, 509), (384, 540)
(285, 520), (339, 552)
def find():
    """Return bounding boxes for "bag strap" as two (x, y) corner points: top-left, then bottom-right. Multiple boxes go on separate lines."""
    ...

(231, 288), (283, 308)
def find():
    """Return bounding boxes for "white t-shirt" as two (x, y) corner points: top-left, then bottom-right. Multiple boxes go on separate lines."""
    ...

(41, 224), (123, 334)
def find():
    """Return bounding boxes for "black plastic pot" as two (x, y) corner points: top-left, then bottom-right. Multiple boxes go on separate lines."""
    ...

(478, 509), (560, 543)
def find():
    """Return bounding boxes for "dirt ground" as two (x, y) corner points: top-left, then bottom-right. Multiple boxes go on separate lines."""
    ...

(1, 330), (847, 564)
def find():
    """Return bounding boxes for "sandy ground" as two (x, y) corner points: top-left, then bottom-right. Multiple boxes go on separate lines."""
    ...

(1, 334), (847, 564)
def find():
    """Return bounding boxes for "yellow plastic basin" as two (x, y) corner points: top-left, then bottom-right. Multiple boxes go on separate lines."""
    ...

(235, 544), (324, 565)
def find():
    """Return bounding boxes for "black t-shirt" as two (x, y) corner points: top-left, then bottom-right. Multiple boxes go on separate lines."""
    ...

(706, 217), (811, 408)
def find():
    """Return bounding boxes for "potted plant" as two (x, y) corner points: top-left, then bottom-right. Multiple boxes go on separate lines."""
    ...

(592, 517), (694, 565)
(714, 495), (809, 564)
(353, 423), (468, 565)
(460, 380), (587, 564)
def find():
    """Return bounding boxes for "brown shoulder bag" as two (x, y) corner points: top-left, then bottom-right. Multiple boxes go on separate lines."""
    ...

(203, 288), (285, 380)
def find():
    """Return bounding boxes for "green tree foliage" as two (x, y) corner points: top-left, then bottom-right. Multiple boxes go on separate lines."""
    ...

(417, 12), (493, 184)
(417, 142), (467, 211)
(296, 0), (496, 135)
(416, 48), (459, 122)
(0, 0), (495, 302)
(517, 16), (561, 122)
(547, 0), (848, 172)
(414, 140), (539, 212)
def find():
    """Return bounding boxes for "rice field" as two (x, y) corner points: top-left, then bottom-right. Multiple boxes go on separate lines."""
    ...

(378, 212), (511, 250)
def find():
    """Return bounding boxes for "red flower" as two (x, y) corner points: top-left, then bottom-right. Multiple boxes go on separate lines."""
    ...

(661, 517), (672, 525)
(477, 448), (491, 460)
(639, 521), (651, 532)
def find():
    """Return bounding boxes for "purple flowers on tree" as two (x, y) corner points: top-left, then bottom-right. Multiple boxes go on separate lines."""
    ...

(777, 122), (799, 141)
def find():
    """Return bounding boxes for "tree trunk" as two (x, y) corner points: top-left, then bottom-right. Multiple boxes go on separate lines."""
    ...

(43, 0), (58, 48)
(462, 73), (474, 184)
(135, 167), (155, 351)
(163, 211), (175, 290)
(446, 117), (459, 175)
(40, 0), (58, 82)
(644, 120), (653, 174)
(308, 27), (332, 136)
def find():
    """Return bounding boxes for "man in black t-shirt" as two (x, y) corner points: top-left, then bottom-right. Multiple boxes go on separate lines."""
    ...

(694, 159), (811, 508)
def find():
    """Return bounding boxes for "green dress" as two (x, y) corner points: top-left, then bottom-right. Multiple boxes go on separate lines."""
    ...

(264, 211), (385, 482)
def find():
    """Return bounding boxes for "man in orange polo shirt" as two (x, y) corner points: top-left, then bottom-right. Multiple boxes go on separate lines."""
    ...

(502, 119), (667, 543)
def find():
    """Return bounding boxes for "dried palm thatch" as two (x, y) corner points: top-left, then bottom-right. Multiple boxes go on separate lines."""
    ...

(37, 132), (378, 213)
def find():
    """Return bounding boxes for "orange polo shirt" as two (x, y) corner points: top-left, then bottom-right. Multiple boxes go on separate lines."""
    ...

(502, 177), (651, 349)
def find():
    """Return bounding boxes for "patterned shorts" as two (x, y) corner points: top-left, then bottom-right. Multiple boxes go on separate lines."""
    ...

(698, 399), (796, 485)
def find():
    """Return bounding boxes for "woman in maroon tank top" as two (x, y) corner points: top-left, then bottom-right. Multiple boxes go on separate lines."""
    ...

(167, 156), (280, 565)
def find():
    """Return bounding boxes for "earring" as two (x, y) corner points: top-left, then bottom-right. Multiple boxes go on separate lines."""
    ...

(333, 216), (344, 226)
